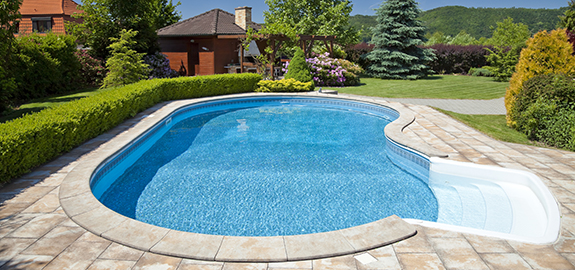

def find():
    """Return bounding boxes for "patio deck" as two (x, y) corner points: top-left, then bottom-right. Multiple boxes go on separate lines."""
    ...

(1, 93), (575, 269)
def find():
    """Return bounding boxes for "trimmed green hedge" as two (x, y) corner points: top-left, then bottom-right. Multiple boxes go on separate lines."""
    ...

(256, 79), (315, 92)
(0, 73), (262, 183)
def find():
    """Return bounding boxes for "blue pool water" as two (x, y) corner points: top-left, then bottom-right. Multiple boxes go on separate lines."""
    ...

(95, 98), (438, 236)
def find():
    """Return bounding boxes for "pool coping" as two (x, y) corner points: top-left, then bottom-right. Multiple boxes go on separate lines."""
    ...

(59, 92), (448, 262)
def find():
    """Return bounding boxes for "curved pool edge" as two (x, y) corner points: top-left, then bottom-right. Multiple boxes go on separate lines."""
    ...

(59, 92), (436, 262)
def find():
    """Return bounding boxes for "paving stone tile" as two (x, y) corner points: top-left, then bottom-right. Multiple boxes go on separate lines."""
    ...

(132, 252), (182, 270)
(87, 259), (137, 270)
(102, 218), (169, 251)
(0, 238), (36, 268)
(35, 173), (66, 187)
(480, 253), (533, 270)
(560, 213), (575, 236)
(21, 189), (60, 213)
(77, 231), (112, 244)
(177, 259), (224, 270)
(548, 187), (575, 204)
(3, 186), (55, 204)
(284, 231), (355, 261)
(0, 213), (37, 238)
(0, 180), (41, 195)
(99, 242), (144, 261)
(392, 231), (434, 253)
(21, 225), (84, 256)
(508, 241), (575, 270)
(340, 215), (416, 251)
(464, 234), (515, 253)
(59, 192), (102, 217)
(221, 262), (268, 270)
(151, 230), (223, 260)
(421, 226), (462, 238)
(361, 246), (401, 270)
(72, 205), (128, 235)
(0, 254), (53, 270)
(555, 238), (575, 253)
(0, 203), (30, 220)
(216, 236), (287, 262)
(397, 253), (445, 270)
(8, 213), (67, 238)
(563, 253), (575, 267)
(42, 240), (110, 270)
(267, 260), (312, 269)
(312, 255), (357, 270)
(429, 237), (489, 269)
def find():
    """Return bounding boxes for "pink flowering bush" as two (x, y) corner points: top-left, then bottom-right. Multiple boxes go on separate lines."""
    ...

(283, 53), (363, 87)
(75, 50), (106, 87)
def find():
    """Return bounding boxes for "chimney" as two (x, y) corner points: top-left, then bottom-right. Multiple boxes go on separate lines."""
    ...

(235, 6), (252, 30)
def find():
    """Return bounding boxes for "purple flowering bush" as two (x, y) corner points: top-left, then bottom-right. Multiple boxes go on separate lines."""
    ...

(306, 53), (363, 86)
(143, 52), (179, 79)
(282, 53), (363, 87)
(75, 50), (106, 87)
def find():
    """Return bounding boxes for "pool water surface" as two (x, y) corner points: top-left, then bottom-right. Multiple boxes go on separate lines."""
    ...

(95, 102), (438, 236)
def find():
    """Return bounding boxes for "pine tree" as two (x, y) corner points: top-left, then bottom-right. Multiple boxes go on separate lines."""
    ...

(102, 29), (149, 88)
(366, 0), (435, 80)
(285, 48), (313, 83)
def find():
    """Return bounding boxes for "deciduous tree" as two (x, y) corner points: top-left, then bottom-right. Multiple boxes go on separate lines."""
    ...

(0, 0), (21, 111)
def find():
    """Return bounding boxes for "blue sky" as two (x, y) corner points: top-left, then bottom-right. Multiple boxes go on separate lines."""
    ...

(179, 0), (570, 23)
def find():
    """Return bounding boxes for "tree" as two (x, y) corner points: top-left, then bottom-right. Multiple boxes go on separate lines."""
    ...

(485, 18), (532, 82)
(0, 0), (21, 111)
(102, 29), (149, 88)
(68, 0), (180, 60)
(558, 0), (575, 31)
(366, 0), (435, 80)
(262, 0), (359, 52)
(284, 48), (313, 83)
(157, 0), (181, 29)
(505, 29), (575, 126)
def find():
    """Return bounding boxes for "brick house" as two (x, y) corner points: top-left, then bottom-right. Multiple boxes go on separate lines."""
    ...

(16, 0), (82, 36)
(157, 7), (263, 76)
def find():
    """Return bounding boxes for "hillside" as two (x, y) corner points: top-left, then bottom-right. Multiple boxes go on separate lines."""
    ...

(350, 6), (567, 42)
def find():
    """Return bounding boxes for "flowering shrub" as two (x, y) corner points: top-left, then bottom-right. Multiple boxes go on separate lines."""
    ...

(75, 50), (106, 87)
(284, 53), (363, 87)
(143, 52), (179, 79)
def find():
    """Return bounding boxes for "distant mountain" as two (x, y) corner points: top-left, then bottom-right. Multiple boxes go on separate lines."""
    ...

(349, 6), (567, 42)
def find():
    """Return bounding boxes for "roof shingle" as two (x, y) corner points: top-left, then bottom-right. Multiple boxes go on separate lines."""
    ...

(157, 8), (261, 37)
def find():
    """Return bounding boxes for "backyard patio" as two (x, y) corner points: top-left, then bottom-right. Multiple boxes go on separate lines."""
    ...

(1, 92), (575, 270)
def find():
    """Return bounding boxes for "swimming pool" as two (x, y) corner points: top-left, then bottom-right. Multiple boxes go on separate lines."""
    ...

(60, 93), (560, 261)
(91, 97), (438, 236)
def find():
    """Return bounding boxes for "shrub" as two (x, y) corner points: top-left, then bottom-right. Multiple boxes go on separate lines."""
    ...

(102, 29), (149, 88)
(505, 29), (575, 126)
(485, 46), (521, 82)
(512, 73), (575, 150)
(304, 53), (363, 87)
(284, 48), (313, 83)
(344, 42), (374, 70)
(75, 50), (106, 87)
(11, 33), (81, 101)
(0, 73), (262, 183)
(424, 44), (493, 74)
(143, 52), (179, 79)
(469, 67), (493, 77)
(255, 78), (314, 92)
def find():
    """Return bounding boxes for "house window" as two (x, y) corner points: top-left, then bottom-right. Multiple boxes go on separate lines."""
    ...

(32, 17), (52, 33)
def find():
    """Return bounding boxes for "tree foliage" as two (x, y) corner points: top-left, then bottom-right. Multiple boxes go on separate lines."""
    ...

(488, 17), (531, 48)
(0, 0), (21, 111)
(68, 0), (180, 60)
(366, 0), (435, 80)
(102, 29), (149, 88)
(485, 18), (531, 82)
(262, 0), (359, 51)
(284, 48), (313, 84)
(558, 0), (575, 31)
(505, 29), (575, 126)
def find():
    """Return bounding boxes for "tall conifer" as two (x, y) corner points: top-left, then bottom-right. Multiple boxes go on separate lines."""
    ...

(366, 0), (435, 80)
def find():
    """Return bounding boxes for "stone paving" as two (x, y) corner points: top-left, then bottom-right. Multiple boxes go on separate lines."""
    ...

(1, 93), (575, 269)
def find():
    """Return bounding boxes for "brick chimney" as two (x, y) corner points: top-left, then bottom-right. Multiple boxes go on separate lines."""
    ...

(235, 6), (252, 30)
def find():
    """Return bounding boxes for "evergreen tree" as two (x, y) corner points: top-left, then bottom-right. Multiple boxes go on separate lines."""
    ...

(285, 48), (313, 83)
(102, 29), (149, 88)
(366, 0), (435, 80)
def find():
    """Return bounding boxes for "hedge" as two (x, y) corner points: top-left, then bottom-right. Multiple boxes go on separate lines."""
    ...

(256, 78), (315, 92)
(0, 73), (262, 183)
(423, 44), (493, 75)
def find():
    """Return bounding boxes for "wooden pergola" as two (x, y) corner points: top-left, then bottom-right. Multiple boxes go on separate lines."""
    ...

(238, 34), (337, 79)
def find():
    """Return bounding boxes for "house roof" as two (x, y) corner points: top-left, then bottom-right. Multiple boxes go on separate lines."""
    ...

(20, 0), (81, 16)
(157, 8), (261, 37)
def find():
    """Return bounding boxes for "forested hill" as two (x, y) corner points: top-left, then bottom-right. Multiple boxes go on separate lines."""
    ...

(350, 6), (567, 42)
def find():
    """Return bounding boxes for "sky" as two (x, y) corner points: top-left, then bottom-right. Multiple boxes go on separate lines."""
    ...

(178, 0), (570, 23)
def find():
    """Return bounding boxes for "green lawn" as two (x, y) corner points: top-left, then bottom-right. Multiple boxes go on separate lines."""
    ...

(338, 75), (508, 100)
(0, 87), (106, 123)
(435, 109), (534, 146)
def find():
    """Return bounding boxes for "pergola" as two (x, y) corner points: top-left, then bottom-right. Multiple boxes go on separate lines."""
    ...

(238, 34), (337, 78)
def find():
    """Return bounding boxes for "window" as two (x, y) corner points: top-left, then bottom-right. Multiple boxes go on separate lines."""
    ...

(32, 17), (52, 33)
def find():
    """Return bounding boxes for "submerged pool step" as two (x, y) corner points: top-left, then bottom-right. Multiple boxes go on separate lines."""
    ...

(430, 175), (514, 234)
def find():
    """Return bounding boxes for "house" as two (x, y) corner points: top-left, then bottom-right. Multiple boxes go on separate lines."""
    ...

(16, 0), (83, 36)
(157, 7), (263, 76)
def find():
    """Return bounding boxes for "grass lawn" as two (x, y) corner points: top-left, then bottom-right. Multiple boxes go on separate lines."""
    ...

(435, 109), (534, 146)
(337, 75), (508, 100)
(0, 87), (106, 123)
